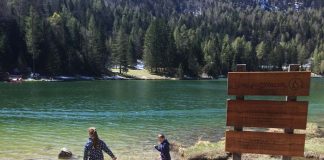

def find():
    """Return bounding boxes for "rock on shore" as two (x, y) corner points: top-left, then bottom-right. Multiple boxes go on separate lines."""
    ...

(58, 148), (73, 159)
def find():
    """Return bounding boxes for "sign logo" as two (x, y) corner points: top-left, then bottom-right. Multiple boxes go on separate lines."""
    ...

(289, 78), (303, 90)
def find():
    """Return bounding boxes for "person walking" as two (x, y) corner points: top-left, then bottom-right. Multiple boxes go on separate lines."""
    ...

(154, 134), (171, 160)
(84, 127), (117, 160)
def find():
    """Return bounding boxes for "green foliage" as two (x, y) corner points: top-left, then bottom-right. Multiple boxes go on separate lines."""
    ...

(0, 0), (323, 76)
(202, 37), (221, 78)
(0, 33), (5, 70)
(144, 19), (175, 73)
(297, 44), (308, 65)
(86, 15), (108, 74)
(256, 41), (266, 62)
(111, 28), (129, 73)
(231, 37), (254, 70)
(312, 44), (324, 74)
(220, 35), (234, 74)
(25, 6), (43, 63)
(143, 20), (158, 71)
(0, 33), (4, 56)
(321, 61), (324, 74)
(48, 12), (62, 25)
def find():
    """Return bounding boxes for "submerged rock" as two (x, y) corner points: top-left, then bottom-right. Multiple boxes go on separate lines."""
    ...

(58, 148), (73, 159)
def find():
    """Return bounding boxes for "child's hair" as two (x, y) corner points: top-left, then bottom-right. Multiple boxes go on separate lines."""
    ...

(88, 127), (99, 148)
(158, 133), (165, 139)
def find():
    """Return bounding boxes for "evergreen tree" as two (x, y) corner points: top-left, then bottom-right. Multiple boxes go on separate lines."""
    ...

(321, 61), (324, 74)
(187, 53), (200, 77)
(256, 41), (266, 66)
(129, 27), (144, 60)
(0, 0), (9, 17)
(221, 35), (234, 74)
(144, 19), (175, 73)
(143, 20), (158, 71)
(25, 6), (43, 73)
(0, 0), (324, 76)
(0, 33), (5, 70)
(297, 44), (308, 65)
(231, 37), (251, 70)
(45, 30), (61, 75)
(202, 38), (221, 78)
(87, 15), (107, 74)
(111, 29), (129, 73)
(127, 40), (137, 67)
(312, 44), (324, 74)
(163, 23), (177, 73)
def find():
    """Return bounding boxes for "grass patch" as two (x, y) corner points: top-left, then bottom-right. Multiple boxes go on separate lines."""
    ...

(304, 123), (324, 155)
(177, 123), (324, 160)
(180, 140), (230, 160)
(111, 69), (173, 80)
(305, 138), (324, 154)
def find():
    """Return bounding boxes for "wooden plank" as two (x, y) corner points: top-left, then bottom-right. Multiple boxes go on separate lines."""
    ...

(228, 72), (311, 96)
(225, 131), (305, 157)
(233, 64), (246, 160)
(283, 64), (300, 160)
(227, 100), (308, 129)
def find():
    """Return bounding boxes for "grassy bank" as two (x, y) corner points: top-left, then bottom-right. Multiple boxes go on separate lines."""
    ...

(112, 69), (176, 80)
(173, 123), (324, 160)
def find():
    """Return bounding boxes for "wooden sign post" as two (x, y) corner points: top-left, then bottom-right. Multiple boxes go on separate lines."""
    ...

(233, 64), (246, 160)
(283, 64), (300, 160)
(226, 64), (311, 160)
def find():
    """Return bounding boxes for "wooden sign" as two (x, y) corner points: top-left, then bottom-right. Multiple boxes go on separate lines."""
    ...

(227, 100), (308, 129)
(226, 65), (311, 160)
(226, 131), (305, 157)
(228, 72), (311, 96)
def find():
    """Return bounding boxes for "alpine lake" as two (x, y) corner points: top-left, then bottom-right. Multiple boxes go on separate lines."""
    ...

(0, 79), (324, 160)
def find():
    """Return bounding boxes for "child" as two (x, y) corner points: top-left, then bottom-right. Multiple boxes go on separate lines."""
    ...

(154, 134), (171, 160)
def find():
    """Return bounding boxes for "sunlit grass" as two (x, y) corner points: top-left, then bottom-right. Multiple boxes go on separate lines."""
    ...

(305, 138), (324, 154)
(180, 140), (228, 159)
(111, 68), (172, 80)
(179, 123), (324, 160)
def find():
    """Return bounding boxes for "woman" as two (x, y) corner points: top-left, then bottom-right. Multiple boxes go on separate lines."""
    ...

(84, 127), (117, 160)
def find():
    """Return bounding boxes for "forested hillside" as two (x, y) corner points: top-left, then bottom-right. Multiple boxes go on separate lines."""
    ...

(0, 0), (323, 77)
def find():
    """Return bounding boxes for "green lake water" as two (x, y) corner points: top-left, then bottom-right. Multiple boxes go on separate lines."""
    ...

(0, 79), (324, 160)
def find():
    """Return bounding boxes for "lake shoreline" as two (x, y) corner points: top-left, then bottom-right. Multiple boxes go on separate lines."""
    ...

(2, 72), (323, 83)
(4, 77), (218, 83)
(11, 77), (323, 83)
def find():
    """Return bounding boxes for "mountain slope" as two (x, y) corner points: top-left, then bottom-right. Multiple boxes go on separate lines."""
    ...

(0, 0), (323, 77)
